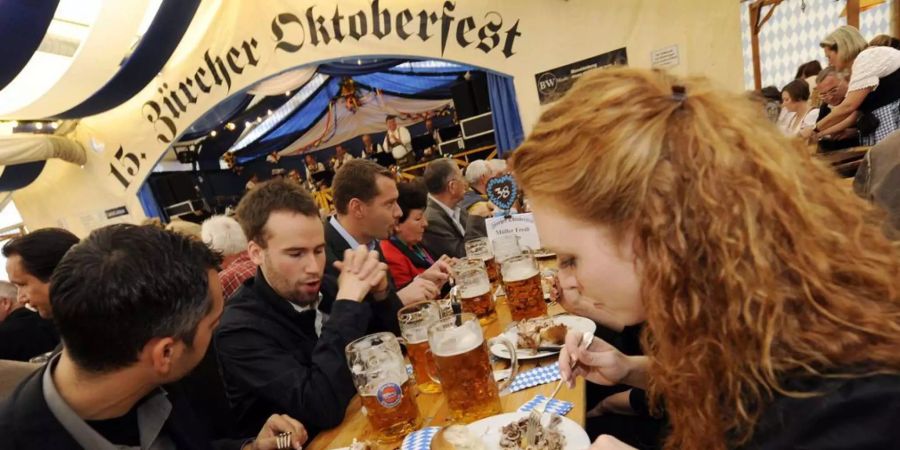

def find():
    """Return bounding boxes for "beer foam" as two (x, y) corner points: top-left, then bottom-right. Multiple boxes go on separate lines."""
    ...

(502, 264), (538, 282)
(459, 281), (490, 299)
(431, 321), (483, 357)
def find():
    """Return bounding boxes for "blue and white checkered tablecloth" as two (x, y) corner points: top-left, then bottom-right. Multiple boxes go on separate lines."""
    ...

(519, 394), (574, 416)
(401, 426), (441, 450)
(508, 362), (561, 393)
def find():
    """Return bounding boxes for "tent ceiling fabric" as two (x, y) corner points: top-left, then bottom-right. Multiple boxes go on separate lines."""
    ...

(247, 66), (318, 96)
(54, 0), (201, 119)
(0, 0), (153, 119)
(0, 134), (86, 166)
(279, 93), (451, 157)
(0, 0), (199, 120)
(0, 0), (60, 91)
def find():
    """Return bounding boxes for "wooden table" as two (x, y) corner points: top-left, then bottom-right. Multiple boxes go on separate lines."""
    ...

(307, 300), (585, 450)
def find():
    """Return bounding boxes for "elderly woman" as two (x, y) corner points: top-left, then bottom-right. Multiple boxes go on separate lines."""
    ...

(511, 67), (900, 449)
(816, 25), (900, 145)
(380, 180), (448, 289)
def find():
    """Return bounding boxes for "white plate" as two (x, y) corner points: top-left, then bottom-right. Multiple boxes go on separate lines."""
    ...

(490, 315), (596, 360)
(466, 411), (590, 450)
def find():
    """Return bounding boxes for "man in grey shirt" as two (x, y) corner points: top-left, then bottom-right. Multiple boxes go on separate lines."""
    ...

(0, 224), (307, 450)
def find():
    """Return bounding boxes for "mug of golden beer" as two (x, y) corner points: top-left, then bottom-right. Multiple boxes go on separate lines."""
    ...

(501, 254), (548, 321)
(346, 332), (423, 444)
(465, 238), (500, 290)
(427, 313), (519, 423)
(455, 267), (497, 325)
(397, 301), (442, 394)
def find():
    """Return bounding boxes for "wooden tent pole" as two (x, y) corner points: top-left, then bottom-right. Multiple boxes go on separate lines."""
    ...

(847, 0), (860, 28)
(750, 0), (784, 90)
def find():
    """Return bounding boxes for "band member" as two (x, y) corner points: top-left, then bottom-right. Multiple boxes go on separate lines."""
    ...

(383, 115), (413, 166)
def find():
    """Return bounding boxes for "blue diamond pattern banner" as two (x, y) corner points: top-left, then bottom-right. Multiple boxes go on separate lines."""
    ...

(741, 0), (893, 90)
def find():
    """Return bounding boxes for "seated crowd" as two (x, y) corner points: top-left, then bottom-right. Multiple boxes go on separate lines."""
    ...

(1, 64), (899, 450)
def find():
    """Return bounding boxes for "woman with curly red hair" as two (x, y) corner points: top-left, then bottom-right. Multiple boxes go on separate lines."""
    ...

(511, 67), (900, 449)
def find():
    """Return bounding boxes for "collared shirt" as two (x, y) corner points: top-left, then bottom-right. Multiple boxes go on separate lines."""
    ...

(219, 251), (257, 299)
(428, 194), (465, 235)
(42, 355), (175, 450)
(328, 216), (377, 251)
(289, 293), (328, 337)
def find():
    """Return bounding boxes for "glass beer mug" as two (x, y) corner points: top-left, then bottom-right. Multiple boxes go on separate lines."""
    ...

(454, 266), (497, 325)
(501, 254), (548, 321)
(427, 313), (519, 423)
(465, 238), (500, 290)
(492, 234), (523, 264)
(346, 332), (423, 444)
(397, 301), (442, 394)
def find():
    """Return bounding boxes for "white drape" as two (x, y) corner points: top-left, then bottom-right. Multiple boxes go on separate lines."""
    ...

(0, 134), (86, 166)
(278, 93), (451, 155)
(247, 66), (318, 96)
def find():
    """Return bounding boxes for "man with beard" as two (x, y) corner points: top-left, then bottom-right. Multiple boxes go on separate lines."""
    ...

(214, 179), (392, 440)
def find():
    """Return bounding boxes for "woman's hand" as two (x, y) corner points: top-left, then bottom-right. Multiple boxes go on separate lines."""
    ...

(559, 331), (632, 388)
(589, 435), (637, 450)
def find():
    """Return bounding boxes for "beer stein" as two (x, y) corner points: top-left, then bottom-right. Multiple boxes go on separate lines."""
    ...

(427, 313), (519, 423)
(345, 332), (423, 444)
(454, 266), (497, 325)
(500, 254), (548, 321)
(397, 301), (442, 394)
(465, 238), (500, 290)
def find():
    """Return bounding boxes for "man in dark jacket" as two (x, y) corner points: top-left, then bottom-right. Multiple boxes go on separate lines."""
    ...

(0, 224), (306, 450)
(216, 179), (395, 440)
(0, 281), (58, 361)
(327, 159), (450, 306)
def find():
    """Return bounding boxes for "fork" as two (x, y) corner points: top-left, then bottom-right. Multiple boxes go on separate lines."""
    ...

(524, 331), (593, 447)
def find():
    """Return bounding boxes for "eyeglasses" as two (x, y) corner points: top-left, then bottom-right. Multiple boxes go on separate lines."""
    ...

(819, 85), (839, 99)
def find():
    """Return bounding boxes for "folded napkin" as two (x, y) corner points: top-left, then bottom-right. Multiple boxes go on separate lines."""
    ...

(519, 394), (574, 416)
(401, 426), (441, 450)
(508, 362), (561, 393)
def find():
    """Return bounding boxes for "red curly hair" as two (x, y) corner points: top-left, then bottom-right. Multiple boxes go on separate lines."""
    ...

(511, 67), (900, 449)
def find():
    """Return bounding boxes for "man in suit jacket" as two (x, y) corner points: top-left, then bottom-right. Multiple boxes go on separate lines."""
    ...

(216, 179), (396, 441)
(421, 158), (485, 259)
(0, 224), (306, 450)
(0, 281), (59, 362)
(327, 159), (451, 306)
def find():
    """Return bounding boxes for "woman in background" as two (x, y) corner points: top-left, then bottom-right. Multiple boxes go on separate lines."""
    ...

(512, 67), (900, 449)
(779, 79), (818, 137)
(380, 180), (449, 289)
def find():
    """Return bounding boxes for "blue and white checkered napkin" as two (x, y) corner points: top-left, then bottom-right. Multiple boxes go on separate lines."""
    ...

(401, 426), (441, 450)
(519, 394), (574, 416)
(507, 362), (561, 393)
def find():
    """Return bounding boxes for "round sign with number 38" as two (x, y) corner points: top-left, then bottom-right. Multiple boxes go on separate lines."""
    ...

(486, 174), (518, 211)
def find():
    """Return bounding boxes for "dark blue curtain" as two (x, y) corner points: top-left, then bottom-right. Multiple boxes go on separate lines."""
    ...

(54, 0), (201, 119)
(0, 161), (46, 191)
(354, 72), (458, 98)
(137, 182), (162, 218)
(0, 0), (60, 90)
(180, 94), (254, 141)
(318, 59), (404, 76)
(487, 73), (524, 157)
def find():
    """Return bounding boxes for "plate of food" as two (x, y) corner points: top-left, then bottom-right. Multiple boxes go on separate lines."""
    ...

(490, 315), (596, 360)
(431, 411), (590, 450)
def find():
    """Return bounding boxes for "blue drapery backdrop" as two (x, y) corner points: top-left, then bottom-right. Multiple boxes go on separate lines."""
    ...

(487, 73), (524, 157)
(0, 0), (59, 91)
(137, 182), (162, 218)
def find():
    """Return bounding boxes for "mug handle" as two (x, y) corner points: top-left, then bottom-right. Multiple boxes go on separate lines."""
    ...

(489, 336), (519, 392)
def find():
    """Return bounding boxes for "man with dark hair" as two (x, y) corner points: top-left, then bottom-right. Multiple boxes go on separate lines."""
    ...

(0, 280), (58, 361)
(3, 228), (79, 319)
(0, 224), (307, 450)
(329, 159), (449, 305)
(421, 158), (480, 259)
(216, 179), (393, 440)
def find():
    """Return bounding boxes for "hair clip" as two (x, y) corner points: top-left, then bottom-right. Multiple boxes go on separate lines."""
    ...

(671, 85), (687, 104)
